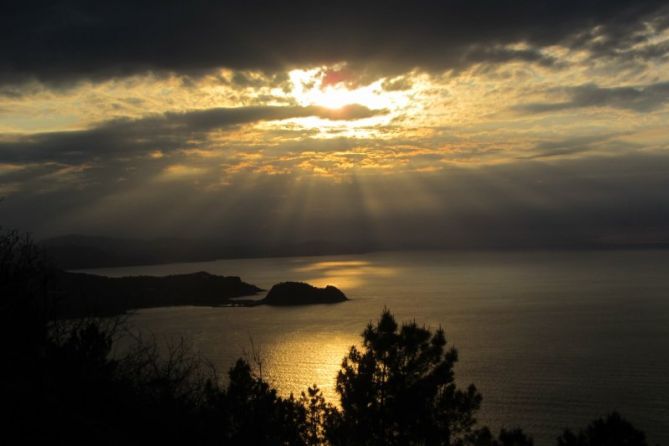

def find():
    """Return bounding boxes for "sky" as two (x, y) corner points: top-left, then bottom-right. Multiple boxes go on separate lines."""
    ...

(1, 1), (669, 249)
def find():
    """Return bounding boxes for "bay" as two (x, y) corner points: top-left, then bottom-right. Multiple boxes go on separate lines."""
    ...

(85, 250), (669, 445)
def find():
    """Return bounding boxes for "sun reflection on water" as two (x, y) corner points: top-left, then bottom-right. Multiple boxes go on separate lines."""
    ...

(261, 333), (357, 404)
(292, 259), (397, 289)
(293, 260), (372, 272)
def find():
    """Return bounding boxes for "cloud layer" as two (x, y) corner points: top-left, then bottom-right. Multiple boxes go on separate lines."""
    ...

(0, 104), (386, 163)
(517, 82), (669, 113)
(2, 1), (668, 85)
(2, 1), (669, 249)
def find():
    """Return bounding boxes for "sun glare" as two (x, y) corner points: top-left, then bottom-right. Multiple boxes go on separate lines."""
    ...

(313, 86), (360, 109)
(288, 67), (403, 111)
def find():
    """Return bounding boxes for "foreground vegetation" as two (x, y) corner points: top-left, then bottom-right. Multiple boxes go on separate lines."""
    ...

(0, 228), (655, 445)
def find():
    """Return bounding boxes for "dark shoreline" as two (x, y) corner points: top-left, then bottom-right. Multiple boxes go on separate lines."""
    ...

(54, 272), (348, 317)
(53, 270), (262, 318)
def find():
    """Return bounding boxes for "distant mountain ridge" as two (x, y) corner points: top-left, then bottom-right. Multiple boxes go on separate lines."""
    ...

(41, 234), (669, 270)
(41, 235), (372, 269)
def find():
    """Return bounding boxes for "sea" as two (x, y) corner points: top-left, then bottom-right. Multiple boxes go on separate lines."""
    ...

(84, 250), (669, 445)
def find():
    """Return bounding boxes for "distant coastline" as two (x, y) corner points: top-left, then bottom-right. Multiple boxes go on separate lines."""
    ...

(41, 234), (669, 270)
(42, 235), (372, 270)
(54, 270), (263, 318)
(54, 271), (347, 317)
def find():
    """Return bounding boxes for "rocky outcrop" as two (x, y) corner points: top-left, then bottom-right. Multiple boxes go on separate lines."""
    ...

(261, 282), (348, 306)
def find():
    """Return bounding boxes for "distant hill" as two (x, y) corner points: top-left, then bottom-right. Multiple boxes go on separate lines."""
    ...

(41, 235), (372, 269)
(52, 270), (262, 318)
(41, 233), (669, 271)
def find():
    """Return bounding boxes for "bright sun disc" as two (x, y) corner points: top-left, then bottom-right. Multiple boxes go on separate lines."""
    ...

(288, 68), (398, 111)
(313, 86), (357, 109)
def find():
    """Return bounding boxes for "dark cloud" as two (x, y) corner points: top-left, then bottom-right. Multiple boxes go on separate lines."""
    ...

(2, 1), (668, 86)
(618, 39), (669, 60)
(381, 77), (413, 92)
(521, 134), (625, 159)
(230, 72), (265, 88)
(0, 104), (385, 164)
(462, 45), (558, 67)
(516, 81), (669, 113)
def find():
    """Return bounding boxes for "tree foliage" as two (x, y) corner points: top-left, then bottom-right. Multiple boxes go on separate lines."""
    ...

(205, 358), (307, 445)
(557, 412), (648, 446)
(334, 309), (486, 445)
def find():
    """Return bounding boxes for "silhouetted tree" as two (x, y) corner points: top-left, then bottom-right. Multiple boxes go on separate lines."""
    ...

(300, 385), (340, 445)
(466, 427), (534, 446)
(334, 309), (487, 445)
(204, 358), (307, 445)
(494, 428), (535, 446)
(557, 412), (648, 446)
(1, 227), (58, 440)
(0, 227), (53, 365)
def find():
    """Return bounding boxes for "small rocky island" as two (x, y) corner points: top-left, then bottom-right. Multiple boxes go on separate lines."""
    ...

(261, 281), (348, 306)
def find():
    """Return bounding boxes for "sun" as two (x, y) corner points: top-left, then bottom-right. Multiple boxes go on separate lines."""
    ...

(312, 85), (360, 109)
(288, 67), (397, 111)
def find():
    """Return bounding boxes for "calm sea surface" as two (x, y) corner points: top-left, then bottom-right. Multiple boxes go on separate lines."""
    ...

(85, 250), (669, 445)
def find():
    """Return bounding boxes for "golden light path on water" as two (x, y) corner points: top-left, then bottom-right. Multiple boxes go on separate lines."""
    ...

(294, 260), (397, 290)
(259, 260), (397, 402)
(259, 333), (356, 404)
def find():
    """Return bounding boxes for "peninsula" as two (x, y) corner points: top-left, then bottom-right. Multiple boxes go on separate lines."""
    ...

(54, 270), (262, 317)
